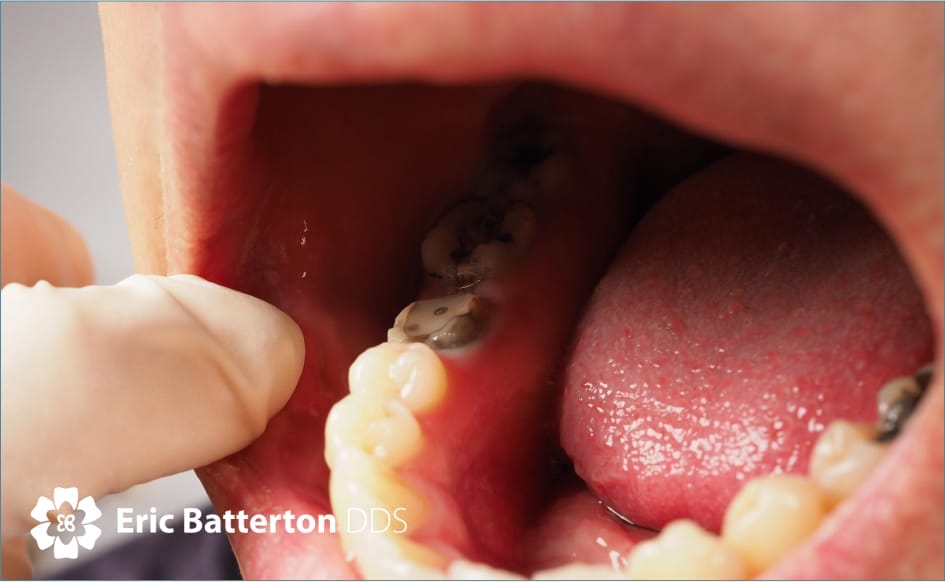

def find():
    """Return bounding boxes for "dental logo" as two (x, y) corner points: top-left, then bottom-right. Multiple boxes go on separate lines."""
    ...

(29, 487), (102, 559)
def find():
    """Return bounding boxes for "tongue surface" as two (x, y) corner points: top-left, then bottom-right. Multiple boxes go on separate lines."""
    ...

(561, 154), (933, 533)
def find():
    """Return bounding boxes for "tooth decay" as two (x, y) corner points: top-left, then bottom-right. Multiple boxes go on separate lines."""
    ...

(389, 294), (492, 351)
(326, 134), (933, 579)
(396, 135), (560, 352)
(421, 199), (538, 291)
(876, 366), (931, 442)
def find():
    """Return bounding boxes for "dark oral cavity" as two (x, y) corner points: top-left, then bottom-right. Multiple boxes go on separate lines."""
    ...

(173, 85), (928, 577)
(188, 82), (724, 578)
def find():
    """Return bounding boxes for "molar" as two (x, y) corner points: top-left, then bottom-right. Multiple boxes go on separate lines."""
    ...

(626, 519), (747, 580)
(421, 199), (537, 290)
(876, 363), (933, 442)
(721, 475), (827, 576)
(389, 294), (491, 351)
(809, 420), (886, 507)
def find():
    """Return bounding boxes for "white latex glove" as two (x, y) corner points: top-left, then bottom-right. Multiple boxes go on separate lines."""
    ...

(0, 186), (304, 571)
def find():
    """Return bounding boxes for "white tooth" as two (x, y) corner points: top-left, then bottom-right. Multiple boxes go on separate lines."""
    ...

(325, 395), (423, 470)
(809, 420), (886, 507)
(626, 520), (746, 580)
(368, 400), (424, 466)
(330, 448), (431, 535)
(388, 342), (448, 412)
(329, 341), (435, 468)
(329, 448), (446, 579)
(447, 560), (525, 580)
(349, 342), (405, 399)
(349, 341), (447, 412)
(532, 562), (623, 580)
(721, 475), (827, 576)
(348, 533), (448, 580)
(325, 394), (384, 469)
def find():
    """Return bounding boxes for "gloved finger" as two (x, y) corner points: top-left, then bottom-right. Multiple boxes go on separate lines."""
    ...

(1, 274), (305, 539)
(1, 184), (94, 287)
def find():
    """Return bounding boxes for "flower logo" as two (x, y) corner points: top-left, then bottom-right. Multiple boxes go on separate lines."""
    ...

(29, 487), (102, 559)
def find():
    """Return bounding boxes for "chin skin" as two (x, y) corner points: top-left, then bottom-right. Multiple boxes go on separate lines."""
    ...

(99, 3), (942, 578)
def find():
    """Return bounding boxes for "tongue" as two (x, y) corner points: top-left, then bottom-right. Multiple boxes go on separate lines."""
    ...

(561, 154), (933, 533)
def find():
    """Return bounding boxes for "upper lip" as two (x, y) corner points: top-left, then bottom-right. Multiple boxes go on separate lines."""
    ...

(132, 3), (943, 577)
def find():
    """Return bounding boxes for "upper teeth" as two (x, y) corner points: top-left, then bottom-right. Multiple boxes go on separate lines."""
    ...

(421, 199), (537, 291)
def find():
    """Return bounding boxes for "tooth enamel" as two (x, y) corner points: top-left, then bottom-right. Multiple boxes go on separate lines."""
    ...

(327, 375), (426, 469)
(531, 563), (623, 580)
(329, 439), (449, 579)
(421, 199), (537, 290)
(721, 475), (827, 575)
(448, 560), (526, 580)
(389, 295), (491, 351)
(388, 343), (448, 412)
(368, 401), (425, 467)
(626, 519), (747, 580)
(324, 394), (387, 469)
(349, 343), (405, 399)
(809, 420), (886, 507)
(347, 531), (448, 580)
(330, 448), (431, 530)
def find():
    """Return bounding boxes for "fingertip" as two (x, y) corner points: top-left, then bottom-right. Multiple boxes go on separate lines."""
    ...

(268, 303), (306, 417)
(159, 274), (306, 432)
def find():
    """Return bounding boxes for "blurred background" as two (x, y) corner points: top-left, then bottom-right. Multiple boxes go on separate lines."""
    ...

(2, 3), (220, 577)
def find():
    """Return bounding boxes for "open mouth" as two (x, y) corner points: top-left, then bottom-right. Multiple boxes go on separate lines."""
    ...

(108, 4), (943, 579)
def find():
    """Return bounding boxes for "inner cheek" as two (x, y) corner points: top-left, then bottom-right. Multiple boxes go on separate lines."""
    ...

(212, 86), (500, 501)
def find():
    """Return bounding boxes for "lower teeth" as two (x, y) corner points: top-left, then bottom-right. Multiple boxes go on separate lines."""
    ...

(328, 334), (934, 579)
(328, 118), (933, 577)
(876, 364), (932, 442)
(388, 294), (492, 351)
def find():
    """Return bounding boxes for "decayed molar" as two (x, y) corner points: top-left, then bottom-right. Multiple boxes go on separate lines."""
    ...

(481, 134), (576, 202)
(327, 92), (645, 579)
(421, 199), (538, 290)
(388, 293), (492, 351)
(876, 363), (933, 442)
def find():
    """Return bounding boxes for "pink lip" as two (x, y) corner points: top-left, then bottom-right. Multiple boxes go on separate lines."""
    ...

(151, 4), (943, 578)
